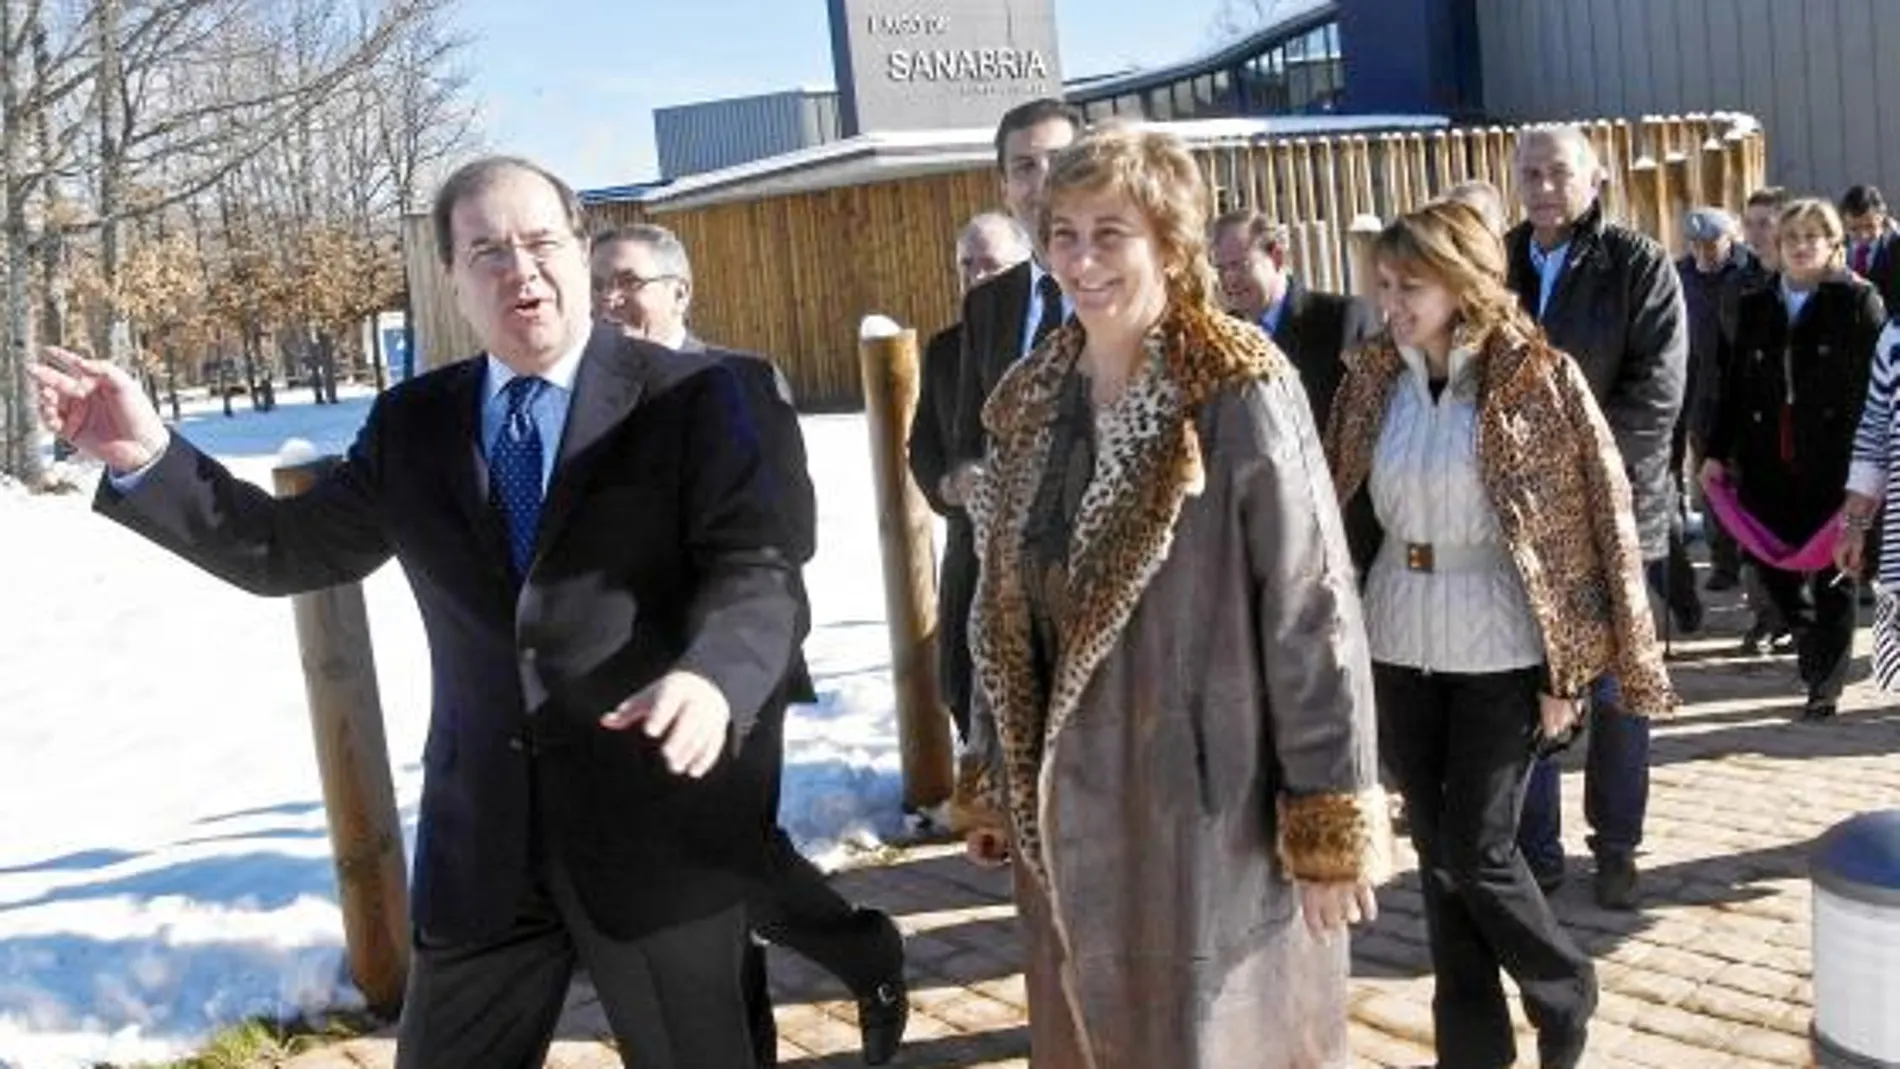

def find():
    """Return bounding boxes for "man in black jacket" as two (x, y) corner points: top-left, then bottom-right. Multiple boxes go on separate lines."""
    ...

(1208, 207), (1379, 425)
(1678, 207), (1757, 591)
(1506, 127), (1689, 912)
(1842, 184), (1900, 313)
(34, 157), (794, 1067)
(592, 224), (909, 1066)
(908, 212), (1032, 741)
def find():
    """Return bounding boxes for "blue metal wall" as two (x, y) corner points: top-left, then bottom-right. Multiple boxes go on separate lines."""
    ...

(1338, 0), (1483, 118)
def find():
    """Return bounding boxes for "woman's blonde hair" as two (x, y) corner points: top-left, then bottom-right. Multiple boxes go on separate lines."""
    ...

(1778, 197), (1848, 271)
(1372, 200), (1538, 344)
(1036, 123), (1222, 316)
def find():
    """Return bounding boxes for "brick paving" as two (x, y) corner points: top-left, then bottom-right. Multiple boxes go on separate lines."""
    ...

(288, 587), (1900, 1068)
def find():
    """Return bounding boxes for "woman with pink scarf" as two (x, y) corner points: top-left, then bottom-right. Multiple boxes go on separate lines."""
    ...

(1701, 198), (1886, 720)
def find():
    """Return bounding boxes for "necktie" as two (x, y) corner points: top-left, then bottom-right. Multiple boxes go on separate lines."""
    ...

(490, 375), (548, 582)
(1031, 273), (1066, 351)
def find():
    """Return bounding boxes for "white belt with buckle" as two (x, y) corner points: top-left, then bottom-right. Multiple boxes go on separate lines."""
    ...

(1380, 540), (1512, 575)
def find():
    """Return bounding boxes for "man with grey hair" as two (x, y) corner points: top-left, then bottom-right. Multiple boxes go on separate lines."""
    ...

(910, 211), (1032, 745)
(1506, 125), (1689, 913)
(1679, 207), (1759, 593)
(592, 223), (697, 350)
(590, 224), (911, 1066)
(1443, 179), (1508, 238)
(37, 155), (800, 1066)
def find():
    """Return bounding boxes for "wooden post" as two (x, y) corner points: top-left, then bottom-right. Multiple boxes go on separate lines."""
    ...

(1347, 214), (1384, 299)
(1319, 141), (1345, 287)
(1628, 157), (1663, 250)
(1292, 138), (1315, 225)
(271, 456), (409, 1014)
(1663, 152), (1692, 255)
(856, 318), (954, 811)
(1723, 131), (1750, 213)
(1407, 132), (1430, 208)
(1701, 138), (1728, 210)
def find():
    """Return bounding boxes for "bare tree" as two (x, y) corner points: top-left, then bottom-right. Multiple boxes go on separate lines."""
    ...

(1208, 0), (1302, 43)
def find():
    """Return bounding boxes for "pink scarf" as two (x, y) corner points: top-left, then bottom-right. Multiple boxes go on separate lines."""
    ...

(1702, 469), (1843, 572)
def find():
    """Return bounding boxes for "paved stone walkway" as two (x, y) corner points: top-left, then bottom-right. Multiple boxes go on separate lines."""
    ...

(288, 588), (1900, 1068)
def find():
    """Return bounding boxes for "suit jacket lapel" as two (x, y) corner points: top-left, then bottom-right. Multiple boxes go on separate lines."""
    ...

(443, 358), (512, 579)
(997, 260), (1033, 367)
(1272, 283), (1307, 354)
(532, 327), (646, 567)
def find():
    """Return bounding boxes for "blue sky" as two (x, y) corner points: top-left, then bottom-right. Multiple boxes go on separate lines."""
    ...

(457, 0), (1234, 189)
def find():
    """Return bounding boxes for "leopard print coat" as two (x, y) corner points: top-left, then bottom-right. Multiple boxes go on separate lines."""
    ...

(1325, 326), (1676, 713)
(952, 307), (1389, 1066)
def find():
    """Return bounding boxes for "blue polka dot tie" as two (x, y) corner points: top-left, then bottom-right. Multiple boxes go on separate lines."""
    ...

(490, 376), (548, 583)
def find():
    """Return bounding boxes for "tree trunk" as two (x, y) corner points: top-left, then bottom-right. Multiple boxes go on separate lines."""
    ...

(242, 318), (263, 412)
(0, 0), (46, 487)
(370, 316), (386, 392)
(319, 331), (339, 404)
(96, 0), (134, 369)
(164, 342), (180, 422)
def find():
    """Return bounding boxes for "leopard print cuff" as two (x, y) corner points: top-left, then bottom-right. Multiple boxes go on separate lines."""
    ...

(947, 751), (1007, 834)
(1277, 788), (1393, 884)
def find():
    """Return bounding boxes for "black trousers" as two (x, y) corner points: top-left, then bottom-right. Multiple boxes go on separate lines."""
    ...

(396, 858), (759, 1069)
(1374, 663), (1597, 1069)
(741, 700), (904, 1066)
(1756, 564), (1857, 703)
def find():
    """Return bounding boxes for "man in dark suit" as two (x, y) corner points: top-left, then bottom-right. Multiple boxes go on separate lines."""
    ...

(31, 157), (796, 1068)
(908, 212), (1032, 742)
(1842, 184), (1900, 313)
(945, 97), (1082, 502)
(1208, 207), (1379, 425)
(591, 223), (908, 1066)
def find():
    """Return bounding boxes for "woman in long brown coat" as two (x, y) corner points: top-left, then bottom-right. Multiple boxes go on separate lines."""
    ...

(951, 125), (1388, 1068)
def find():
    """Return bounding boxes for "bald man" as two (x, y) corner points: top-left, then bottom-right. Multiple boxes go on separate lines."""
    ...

(1505, 125), (1689, 913)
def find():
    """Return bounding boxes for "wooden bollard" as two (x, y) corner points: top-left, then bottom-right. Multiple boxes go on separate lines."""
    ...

(856, 318), (955, 812)
(271, 453), (409, 1014)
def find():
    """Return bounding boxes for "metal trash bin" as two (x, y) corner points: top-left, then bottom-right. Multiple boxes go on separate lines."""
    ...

(1812, 809), (1900, 1067)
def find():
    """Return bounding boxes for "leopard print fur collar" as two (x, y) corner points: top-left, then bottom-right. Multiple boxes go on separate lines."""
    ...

(967, 308), (1287, 888)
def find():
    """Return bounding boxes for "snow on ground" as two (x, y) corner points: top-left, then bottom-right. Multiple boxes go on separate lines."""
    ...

(0, 386), (911, 1068)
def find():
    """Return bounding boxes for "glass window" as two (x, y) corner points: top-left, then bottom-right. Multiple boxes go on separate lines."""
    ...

(1117, 92), (1144, 118)
(1213, 69), (1233, 114)
(1148, 87), (1173, 121)
(1173, 80), (1195, 119)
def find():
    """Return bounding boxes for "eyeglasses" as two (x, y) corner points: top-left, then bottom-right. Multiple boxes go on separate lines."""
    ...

(593, 270), (681, 294)
(462, 233), (576, 273)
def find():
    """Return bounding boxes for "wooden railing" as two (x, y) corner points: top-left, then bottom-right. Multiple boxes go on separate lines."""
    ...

(399, 112), (1768, 406)
(1218, 112), (1768, 295)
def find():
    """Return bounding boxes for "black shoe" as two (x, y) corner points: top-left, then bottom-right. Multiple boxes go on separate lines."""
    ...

(856, 977), (908, 1066)
(1537, 1020), (1590, 1069)
(1802, 698), (1839, 722)
(1594, 854), (1639, 911)
(1704, 570), (1740, 592)
(1531, 859), (1566, 895)
(1672, 600), (1706, 635)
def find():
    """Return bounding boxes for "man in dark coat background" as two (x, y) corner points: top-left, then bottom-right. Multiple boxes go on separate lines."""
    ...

(592, 224), (908, 1065)
(1505, 126), (1690, 912)
(908, 211), (1032, 741)
(1207, 206), (1380, 427)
